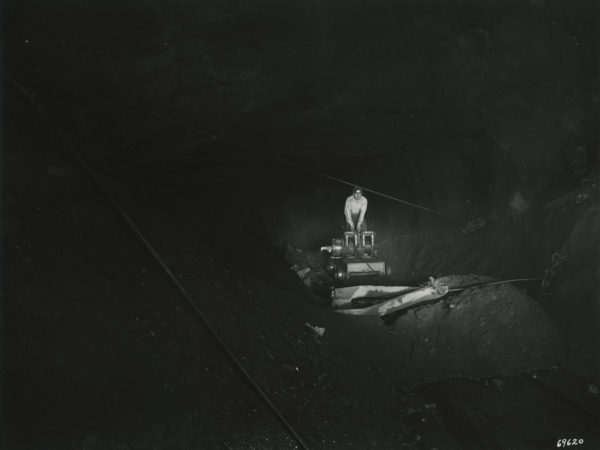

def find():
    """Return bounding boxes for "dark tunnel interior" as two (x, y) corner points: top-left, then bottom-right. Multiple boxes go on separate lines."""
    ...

(3, 0), (600, 448)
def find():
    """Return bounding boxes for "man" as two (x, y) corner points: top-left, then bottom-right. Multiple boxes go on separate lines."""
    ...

(344, 186), (368, 232)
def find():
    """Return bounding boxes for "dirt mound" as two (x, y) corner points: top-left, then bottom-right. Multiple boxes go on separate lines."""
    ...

(436, 273), (496, 288)
(278, 247), (562, 384)
(378, 277), (562, 383)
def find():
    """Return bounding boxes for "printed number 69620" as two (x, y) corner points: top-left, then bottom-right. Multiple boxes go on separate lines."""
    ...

(557, 438), (584, 447)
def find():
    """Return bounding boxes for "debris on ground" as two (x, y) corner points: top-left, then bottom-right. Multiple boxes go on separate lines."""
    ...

(305, 323), (326, 337)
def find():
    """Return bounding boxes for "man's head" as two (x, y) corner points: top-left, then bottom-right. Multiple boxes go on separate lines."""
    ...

(352, 186), (363, 200)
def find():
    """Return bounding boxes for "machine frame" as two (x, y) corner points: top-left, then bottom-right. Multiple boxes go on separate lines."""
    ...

(325, 231), (391, 282)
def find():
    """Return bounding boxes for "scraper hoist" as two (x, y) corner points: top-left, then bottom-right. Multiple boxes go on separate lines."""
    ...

(322, 231), (391, 282)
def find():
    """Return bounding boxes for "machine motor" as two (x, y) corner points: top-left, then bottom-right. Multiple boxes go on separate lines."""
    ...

(322, 231), (391, 282)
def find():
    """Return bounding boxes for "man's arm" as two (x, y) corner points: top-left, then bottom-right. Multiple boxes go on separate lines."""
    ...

(344, 197), (354, 229)
(357, 197), (368, 226)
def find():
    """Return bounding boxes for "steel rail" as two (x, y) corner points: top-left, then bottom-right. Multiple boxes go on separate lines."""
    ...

(5, 71), (311, 450)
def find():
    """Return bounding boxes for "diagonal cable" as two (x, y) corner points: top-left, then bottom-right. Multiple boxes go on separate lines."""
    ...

(147, 111), (460, 222)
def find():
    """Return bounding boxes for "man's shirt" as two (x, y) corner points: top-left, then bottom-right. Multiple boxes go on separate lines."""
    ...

(344, 195), (368, 224)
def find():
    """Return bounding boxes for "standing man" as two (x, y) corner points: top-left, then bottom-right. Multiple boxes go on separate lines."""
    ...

(345, 186), (368, 232)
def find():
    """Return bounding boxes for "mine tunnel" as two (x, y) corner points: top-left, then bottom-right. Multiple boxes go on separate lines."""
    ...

(4, 0), (600, 448)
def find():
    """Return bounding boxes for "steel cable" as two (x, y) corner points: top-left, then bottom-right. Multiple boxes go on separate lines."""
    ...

(146, 111), (461, 222)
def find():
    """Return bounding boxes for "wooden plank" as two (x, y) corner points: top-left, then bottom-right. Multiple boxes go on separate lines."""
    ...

(332, 285), (416, 308)
(335, 285), (449, 316)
